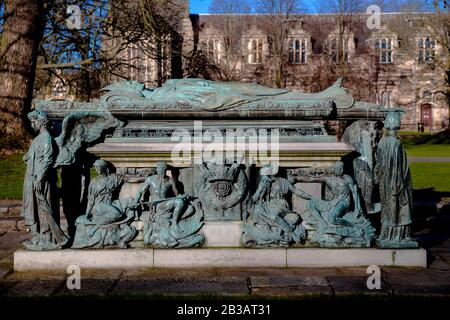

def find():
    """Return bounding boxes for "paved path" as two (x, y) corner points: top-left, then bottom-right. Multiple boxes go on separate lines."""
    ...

(0, 231), (449, 300)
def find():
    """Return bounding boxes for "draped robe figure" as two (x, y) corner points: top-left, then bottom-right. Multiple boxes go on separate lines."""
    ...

(375, 112), (418, 248)
(22, 111), (68, 250)
(72, 160), (137, 249)
(100, 78), (358, 111)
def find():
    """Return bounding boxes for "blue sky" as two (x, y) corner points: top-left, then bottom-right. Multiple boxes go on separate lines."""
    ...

(189, 0), (316, 14)
(190, 0), (213, 13)
(188, 0), (432, 14)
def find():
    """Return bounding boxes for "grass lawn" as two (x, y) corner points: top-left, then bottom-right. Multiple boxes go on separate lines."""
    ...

(0, 153), (98, 200)
(1, 153), (450, 200)
(0, 153), (26, 200)
(410, 162), (450, 193)
(400, 130), (450, 158)
(404, 144), (450, 158)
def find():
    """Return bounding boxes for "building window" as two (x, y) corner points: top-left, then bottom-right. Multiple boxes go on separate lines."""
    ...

(418, 36), (435, 63)
(206, 39), (222, 63)
(375, 38), (393, 64)
(144, 55), (152, 84)
(127, 45), (140, 79)
(379, 90), (393, 107)
(289, 39), (307, 64)
(329, 38), (349, 63)
(248, 39), (263, 64)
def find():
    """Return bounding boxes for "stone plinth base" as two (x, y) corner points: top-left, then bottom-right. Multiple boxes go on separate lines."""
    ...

(14, 248), (426, 271)
(14, 249), (153, 271)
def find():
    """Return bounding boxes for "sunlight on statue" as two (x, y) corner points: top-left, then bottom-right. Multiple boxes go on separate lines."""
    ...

(22, 111), (68, 250)
(134, 161), (205, 248)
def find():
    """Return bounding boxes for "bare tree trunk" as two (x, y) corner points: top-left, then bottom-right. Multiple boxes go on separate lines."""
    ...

(156, 40), (164, 86)
(0, 0), (45, 150)
(275, 57), (283, 88)
(80, 67), (92, 102)
(445, 59), (450, 129)
(171, 31), (183, 79)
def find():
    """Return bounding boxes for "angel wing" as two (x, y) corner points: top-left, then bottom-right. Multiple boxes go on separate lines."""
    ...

(342, 121), (376, 170)
(54, 111), (124, 167)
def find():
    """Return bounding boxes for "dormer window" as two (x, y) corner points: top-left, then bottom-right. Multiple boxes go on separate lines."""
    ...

(206, 39), (222, 63)
(329, 37), (350, 63)
(247, 39), (263, 64)
(289, 39), (307, 64)
(418, 36), (435, 64)
(375, 38), (394, 64)
(127, 44), (142, 80)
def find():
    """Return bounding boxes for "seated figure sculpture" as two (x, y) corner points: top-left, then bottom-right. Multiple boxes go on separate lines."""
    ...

(134, 161), (205, 248)
(242, 163), (310, 247)
(72, 160), (137, 249)
(291, 161), (375, 247)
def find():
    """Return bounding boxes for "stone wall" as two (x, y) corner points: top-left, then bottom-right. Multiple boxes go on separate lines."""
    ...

(48, 11), (448, 132)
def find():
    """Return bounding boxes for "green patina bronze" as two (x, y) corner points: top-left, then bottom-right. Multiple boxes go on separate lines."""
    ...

(242, 163), (309, 247)
(35, 78), (397, 120)
(290, 162), (376, 247)
(22, 111), (68, 251)
(134, 161), (205, 248)
(375, 112), (418, 249)
(21, 78), (417, 251)
(342, 120), (382, 215)
(196, 159), (249, 221)
(22, 110), (123, 250)
(100, 78), (353, 111)
(72, 160), (137, 249)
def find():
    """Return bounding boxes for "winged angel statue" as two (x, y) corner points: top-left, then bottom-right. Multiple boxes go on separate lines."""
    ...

(21, 110), (122, 250)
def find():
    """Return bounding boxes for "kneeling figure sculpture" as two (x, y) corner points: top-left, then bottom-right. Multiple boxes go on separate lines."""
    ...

(242, 164), (310, 247)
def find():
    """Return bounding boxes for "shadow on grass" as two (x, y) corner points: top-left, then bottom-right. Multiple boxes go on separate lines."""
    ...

(412, 188), (450, 254)
(413, 188), (450, 203)
(401, 130), (450, 146)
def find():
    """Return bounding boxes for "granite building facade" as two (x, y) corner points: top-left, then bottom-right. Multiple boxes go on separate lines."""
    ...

(104, 5), (450, 131)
